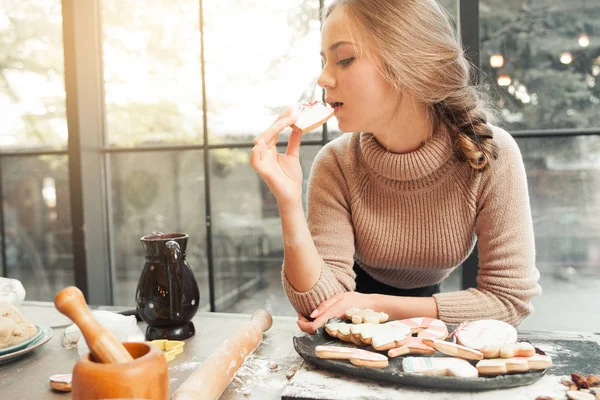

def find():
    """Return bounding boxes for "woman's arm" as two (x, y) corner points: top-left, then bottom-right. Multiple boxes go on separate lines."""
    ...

(251, 115), (357, 316)
(278, 205), (322, 292)
(432, 127), (542, 326)
(250, 108), (323, 292)
(280, 140), (358, 316)
(298, 292), (439, 333)
(373, 295), (438, 320)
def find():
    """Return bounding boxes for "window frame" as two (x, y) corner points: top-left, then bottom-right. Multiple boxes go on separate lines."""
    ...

(0, 0), (598, 306)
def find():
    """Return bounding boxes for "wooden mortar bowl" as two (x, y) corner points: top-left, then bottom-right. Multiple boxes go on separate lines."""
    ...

(72, 342), (169, 400)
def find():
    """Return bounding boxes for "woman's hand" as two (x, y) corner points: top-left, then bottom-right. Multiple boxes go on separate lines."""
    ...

(296, 292), (377, 334)
(250, 107), (304, 213)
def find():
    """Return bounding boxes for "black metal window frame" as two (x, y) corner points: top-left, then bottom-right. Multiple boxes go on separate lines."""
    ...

(0, 0), (598, 307)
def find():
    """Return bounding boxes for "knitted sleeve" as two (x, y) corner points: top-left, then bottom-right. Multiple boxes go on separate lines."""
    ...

(282, 138), (357, 316)
(433, 127), (542, 326)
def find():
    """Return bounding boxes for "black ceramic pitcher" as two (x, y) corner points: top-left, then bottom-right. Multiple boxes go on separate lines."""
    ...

(136, 232), (200, 340)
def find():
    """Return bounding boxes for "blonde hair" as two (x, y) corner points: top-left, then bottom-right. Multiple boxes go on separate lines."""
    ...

(326, 0), (498, 170)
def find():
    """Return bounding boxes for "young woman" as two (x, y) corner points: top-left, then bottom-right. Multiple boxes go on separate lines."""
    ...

(250, 0), (541, 334)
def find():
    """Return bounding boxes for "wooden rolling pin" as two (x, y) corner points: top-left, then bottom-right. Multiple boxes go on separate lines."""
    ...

(171, 309), (273, 400)
(54, 286), (134, 364)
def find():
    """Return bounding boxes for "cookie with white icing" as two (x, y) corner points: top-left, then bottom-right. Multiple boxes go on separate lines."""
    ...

(351, 322), (411, 350)
(324, 322), (353, 342)
(480, 341), (536, 359)
(453, 319), (517, 350)
(290, 101), (334, 134)
(402, 357), (478, 378)
(49, 374), (72, 392)
(566, 390), (597, 400)
(476, 354), (552, 375)
(345, 308), (389, 324)
(315, 345), (389, 368)
(525, 354), (553, 370)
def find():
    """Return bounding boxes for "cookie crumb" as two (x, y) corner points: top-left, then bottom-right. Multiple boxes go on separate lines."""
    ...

(240, 386), (251, 396)
(286, 367), (297, 380)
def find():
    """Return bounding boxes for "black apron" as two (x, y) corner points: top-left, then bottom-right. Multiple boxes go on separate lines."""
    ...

(353, 262), (440, 297)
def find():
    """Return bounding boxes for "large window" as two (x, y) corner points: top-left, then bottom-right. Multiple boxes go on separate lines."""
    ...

(204, 0), (323, 144)
(0, 1), (67, 150)
(0, 1), (74, 300)
(1, 155), (73, 300)
(517, 136), (600, 332)
(102, 0), (204, 147)
(478, 0), (600, 332)
(108, 150), (208, 307)
(480, 0), (600, 130)
(0, 0), (598, 333)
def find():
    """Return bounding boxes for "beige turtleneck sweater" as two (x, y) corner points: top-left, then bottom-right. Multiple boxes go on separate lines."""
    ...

(283, 126), (542, 326)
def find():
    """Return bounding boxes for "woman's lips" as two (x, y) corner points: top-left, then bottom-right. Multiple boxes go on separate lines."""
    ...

(330, 102), (343, 114)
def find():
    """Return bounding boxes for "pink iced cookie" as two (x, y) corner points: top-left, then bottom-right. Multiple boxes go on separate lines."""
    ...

(315, 345), (389, 368)
(421, 338), (484, 360)
(388, 337), (435, 358)
(396, 317), (448, 340)
(290, 101), (334, 134)
(453, 319), (517, 350)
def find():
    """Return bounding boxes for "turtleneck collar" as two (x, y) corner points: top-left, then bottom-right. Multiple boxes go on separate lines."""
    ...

(359, 126), (455, 181)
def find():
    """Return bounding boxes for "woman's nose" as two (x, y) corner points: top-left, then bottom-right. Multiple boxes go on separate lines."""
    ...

(317, 65), (335, 89)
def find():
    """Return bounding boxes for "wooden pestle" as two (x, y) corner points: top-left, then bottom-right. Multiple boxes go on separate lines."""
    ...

(171, 310), (273, 400)
(55, 286), (134, 364)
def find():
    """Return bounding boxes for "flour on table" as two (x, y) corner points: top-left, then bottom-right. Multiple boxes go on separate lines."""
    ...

(282, 364), (569, 400)
(170, 361), (201, 372)
(536, 343), (575, 357)
(231, 355), (291, 393)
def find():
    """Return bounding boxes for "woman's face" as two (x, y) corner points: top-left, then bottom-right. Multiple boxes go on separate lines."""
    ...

(318, 7), (398, 134)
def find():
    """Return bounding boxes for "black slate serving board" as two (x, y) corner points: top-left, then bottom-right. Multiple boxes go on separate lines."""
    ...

(292, 325), (550, 391)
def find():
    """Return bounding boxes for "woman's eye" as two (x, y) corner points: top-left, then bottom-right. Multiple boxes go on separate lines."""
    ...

(337, 57), (355, 67)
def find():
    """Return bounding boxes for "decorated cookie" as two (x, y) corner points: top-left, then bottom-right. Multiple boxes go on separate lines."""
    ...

(476, 358), (528, 375)
(396, 317), (449, 340)
(388, 337), (435, 358)
(453, 320), (517, 350)
(315, 345), (389, 368)
(476, 354), (552, 375)
(402, 357), (479, 378)
(350, 322), (411, 350)
(345, 308), (389, 324)
(348, 322), (375, 344)
(480, 341), (536, 359)
(290, 101), (335, 134)
(49, 374), (72, 392)
(325, 322), (362, 345)
(566, 390), (597, 400)
(421, 338), (484, 360)
(325, 322), (352, 340)
(524, 354), (554, 370)
(325, 322), (367, 346)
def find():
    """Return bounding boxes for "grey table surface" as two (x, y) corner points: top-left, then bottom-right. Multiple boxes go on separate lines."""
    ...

(1, 302), (599, 400)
